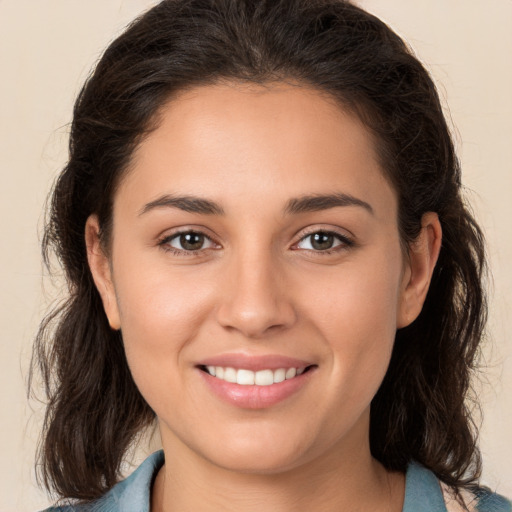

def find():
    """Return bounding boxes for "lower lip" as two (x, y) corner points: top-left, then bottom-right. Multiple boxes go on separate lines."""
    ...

(198, 368), (314, 409)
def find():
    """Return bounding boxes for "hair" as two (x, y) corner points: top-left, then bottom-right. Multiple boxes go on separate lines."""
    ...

(32, 0), (486, 503)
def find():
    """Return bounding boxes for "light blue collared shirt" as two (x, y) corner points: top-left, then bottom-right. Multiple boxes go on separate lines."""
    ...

(43, 450), (511, 512)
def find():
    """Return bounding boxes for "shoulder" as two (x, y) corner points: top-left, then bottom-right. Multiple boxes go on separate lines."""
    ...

(441, 474), (511, 512)
(466, 486), (511, 512)
(40, 450), (165, 512)
(442, 483), (511, 512)
(405, 462), (511, 512)
(475, 489), (512, 512)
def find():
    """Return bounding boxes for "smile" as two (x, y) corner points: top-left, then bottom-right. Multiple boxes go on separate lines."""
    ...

(201, 366), (309, 386)
(197, 359), (317, 408)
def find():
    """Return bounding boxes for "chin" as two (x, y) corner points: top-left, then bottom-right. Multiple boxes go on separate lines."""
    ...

(207, 449), (308, 476)
(192, 425), (321, 476)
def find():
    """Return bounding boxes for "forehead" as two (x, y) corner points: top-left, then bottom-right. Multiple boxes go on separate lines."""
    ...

(120, 82), (396, 220)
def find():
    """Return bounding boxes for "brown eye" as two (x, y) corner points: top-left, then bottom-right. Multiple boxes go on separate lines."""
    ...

(163, 231), (217, 253)
(179, 232), (205, 250)
(296, 230), (353, 252)
(310, 232), (335, 250)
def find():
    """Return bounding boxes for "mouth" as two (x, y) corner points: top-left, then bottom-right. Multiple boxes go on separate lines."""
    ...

(195, 354), (317, 408)
(198, 364), (316, 386)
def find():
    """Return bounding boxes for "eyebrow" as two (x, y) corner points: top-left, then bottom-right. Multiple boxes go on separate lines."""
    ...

(284, 193), (374, 216)
(139, 192), (373, 217)
(139, 194), (225, 216)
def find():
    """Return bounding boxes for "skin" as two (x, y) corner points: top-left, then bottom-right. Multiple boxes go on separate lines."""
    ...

(86, 82), (441, 511)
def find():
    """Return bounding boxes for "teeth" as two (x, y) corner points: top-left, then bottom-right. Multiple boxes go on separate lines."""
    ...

(204, 366), (308, 385)
(224, 367), (237, 383)
(254, 369), (273, 386)
(273, 368), (286, 383)
(237, 369), (255, 385)
(285, 367), (297, 379)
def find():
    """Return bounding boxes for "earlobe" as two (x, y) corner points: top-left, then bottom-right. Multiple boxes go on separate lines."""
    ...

(397, 212), (442, 328)
(85, 215), (121, 330)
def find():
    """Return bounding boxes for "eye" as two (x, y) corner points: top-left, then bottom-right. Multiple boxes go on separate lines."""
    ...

(159, 231), (217, 253)
(295, 230), (353, 252)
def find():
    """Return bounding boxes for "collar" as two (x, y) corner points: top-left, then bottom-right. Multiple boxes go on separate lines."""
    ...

(95, 451), (448, 512)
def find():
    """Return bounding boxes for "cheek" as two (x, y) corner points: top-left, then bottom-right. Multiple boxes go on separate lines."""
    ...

(111, 257), (216, 386)
(304, 254), (402, 341)
(301, 252), (403, 396)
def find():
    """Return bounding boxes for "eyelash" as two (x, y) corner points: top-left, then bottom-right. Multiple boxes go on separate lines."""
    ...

(157, 230), (218, 257)
(294, 229), (355, 255)
(157, 229), (355, 257)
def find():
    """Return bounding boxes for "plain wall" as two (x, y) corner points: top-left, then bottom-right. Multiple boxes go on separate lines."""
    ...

(0, 1), (510, 510)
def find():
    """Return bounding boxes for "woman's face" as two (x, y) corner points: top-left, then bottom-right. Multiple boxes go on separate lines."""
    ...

(89, 83), (426, 474)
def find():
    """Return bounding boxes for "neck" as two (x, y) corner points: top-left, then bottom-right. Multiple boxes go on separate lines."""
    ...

(151, 425), (404, 512)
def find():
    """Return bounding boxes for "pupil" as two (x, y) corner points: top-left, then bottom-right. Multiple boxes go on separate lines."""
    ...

(180, 233), (204, 250)
(312, 232), (333, 250)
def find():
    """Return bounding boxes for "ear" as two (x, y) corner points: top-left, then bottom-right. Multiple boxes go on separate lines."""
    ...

(397, 212), (442, 328)
(85, 215), (121, 330)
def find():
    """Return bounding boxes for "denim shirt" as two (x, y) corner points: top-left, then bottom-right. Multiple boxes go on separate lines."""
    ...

(42, 450), (511, 512)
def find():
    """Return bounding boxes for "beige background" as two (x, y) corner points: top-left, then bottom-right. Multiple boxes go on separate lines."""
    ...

(1, 1), (510, 510)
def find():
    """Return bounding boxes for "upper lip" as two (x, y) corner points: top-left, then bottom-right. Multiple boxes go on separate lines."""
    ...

(196, 353), (316, 372)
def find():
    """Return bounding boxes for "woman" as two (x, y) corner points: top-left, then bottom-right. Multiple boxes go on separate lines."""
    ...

(33, 0), (510, 510)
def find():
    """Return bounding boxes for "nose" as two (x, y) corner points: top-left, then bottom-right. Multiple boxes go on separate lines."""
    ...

(215, 249), (297, 339)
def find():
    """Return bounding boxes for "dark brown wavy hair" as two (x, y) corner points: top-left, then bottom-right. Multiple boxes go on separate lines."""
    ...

(31, 0), (486, 502)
